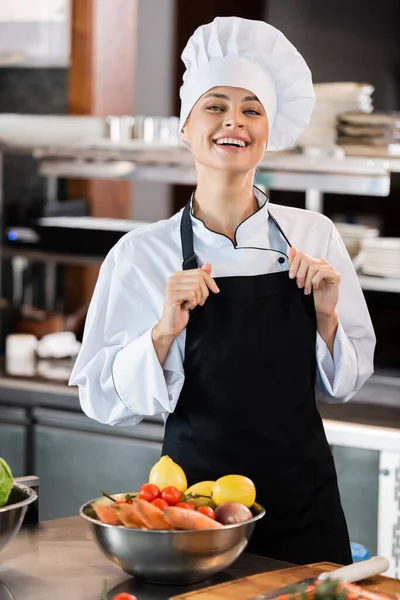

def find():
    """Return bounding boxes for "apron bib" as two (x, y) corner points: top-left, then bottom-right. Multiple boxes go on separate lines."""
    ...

(162, 199), (352, 565)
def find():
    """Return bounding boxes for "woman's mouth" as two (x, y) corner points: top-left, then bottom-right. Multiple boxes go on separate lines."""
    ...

(213, 137), (251, 152)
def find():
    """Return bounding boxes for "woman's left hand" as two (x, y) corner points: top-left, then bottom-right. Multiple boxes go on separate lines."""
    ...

(288, 247), (340, 317)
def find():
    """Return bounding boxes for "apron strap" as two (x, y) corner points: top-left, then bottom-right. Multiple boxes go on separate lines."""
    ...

(180, 201), (199, 270)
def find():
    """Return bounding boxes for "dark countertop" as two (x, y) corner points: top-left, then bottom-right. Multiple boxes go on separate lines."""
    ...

(318, 401), (400, 430)
(0, 358), (81, 411)
(0, 517), (290, 600)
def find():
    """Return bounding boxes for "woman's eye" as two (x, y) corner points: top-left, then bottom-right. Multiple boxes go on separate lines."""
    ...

(244, 109), (260, 115)
(206, 105), (224, 112)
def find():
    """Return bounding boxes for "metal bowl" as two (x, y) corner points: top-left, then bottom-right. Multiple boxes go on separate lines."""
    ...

(80, 498), (265, 584)
(0, 483), (38, 553)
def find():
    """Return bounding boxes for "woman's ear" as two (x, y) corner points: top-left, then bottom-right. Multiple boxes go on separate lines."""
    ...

(180, 125), (189, 144)
(180, 117), (190, 144)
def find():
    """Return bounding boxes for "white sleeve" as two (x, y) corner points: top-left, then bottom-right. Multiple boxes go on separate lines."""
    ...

(315, 222), (376, 403)
(69, 255), (185, 426)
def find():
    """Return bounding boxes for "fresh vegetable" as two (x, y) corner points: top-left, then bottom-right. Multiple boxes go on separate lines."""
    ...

(115, 494), (137, 505)
(175, 501), (195, 510)
(214, 502), (252, 525)
(148, 456), (187, 493)
(184, 480), (215, 507)
(136, 498), (172, 530)
(196, 506), (215, 519)
(0, 457), (13, 507)
(273, 578), (390, 600)
(339, 581), (393, 600)
(151, 498), (169, 511)
(161, 485), (182, 506)
(93, 464), (260, 531)
(114, 501), (146, 528)
(212, 475), (256, 508)
(164, 506), (223, 530)
(93, 503), (122, 526)
(101, 490), (116, 502)
(123, 493), (137, 502)
(102, 580), (138, 600)
(139, 483), (160, 503)
(101, 491), (137, 503)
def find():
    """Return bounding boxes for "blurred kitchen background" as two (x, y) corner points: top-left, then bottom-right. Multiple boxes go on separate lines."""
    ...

(0, 0), (400, 575)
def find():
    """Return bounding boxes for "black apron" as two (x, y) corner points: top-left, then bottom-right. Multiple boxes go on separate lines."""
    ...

(162, 197), (352, 566)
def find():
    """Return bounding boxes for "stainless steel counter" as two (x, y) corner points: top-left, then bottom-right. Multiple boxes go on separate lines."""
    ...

(0, 517), (289, 600)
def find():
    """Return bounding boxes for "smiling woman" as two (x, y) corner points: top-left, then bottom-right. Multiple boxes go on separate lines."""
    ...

(70, 16), (376, 567)
(181, 87), (269, 173)
(178, 85), (270, 240)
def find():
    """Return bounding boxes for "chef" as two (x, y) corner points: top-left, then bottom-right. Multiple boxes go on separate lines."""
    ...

(70, 16), (376, 565)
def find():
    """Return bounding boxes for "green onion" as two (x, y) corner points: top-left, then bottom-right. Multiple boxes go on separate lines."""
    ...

(101, 491), (116, 503)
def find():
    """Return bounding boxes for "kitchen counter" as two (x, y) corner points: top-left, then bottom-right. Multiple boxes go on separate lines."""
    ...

(0, 363), (398, 427)
(0, 364), (399, 529)
(0, 359), (80, 411)
(0, 516), (290, 600)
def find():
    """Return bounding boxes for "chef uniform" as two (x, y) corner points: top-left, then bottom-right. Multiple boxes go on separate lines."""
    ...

(70, 17), (376, 565)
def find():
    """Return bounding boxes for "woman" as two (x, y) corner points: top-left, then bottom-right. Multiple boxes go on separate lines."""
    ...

(70, 17), (375, 565)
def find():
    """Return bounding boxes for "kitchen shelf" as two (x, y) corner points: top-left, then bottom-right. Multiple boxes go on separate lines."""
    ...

(35, 148), (391, 214)
(2, 245), (400, 294)
(0, 57), (69, 68)
(0, 245), (104, 266)
(37, 159), (391, 200)
(358, 274), (400, 293)
(34, 147), (390, 192)
(0, 136), (393, 213)
(0, 132), (398, 296)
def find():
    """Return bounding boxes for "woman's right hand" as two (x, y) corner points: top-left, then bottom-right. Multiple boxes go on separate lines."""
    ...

(153, 264), (220, 342)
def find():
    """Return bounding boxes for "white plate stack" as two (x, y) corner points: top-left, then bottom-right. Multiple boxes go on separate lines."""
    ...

(334, 222), (379, 259)
(297, 82), (374, 152)
(361, 238), (400, 278)
(337, 111), (400, 157)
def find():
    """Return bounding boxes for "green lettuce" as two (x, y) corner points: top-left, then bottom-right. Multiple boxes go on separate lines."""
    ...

(0, 457), (13, 507)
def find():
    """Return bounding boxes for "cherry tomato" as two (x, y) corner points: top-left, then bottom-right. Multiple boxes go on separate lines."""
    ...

(161, 485), (182, 506)
(139, 483), (160, 503)
(175, 501), (195, 510)
(112, 594), (138, 600)
(151, 498), (169, 511)
(197, 506), (215, 519)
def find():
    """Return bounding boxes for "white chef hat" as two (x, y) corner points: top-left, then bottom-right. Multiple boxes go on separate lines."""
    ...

(179, 16), (315, 152)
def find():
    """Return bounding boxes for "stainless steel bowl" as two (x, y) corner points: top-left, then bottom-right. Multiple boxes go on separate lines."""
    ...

(80, 498), (265, 584)
(0, 482), (37, 553)
(0, 579), (15, 600)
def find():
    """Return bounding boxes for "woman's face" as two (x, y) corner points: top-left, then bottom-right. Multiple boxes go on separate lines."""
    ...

(181, 86), (269, 174)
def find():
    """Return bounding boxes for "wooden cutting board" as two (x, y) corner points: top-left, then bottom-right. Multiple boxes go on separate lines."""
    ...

(171, 562), (400, 600)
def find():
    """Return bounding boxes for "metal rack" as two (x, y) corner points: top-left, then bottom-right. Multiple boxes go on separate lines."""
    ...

(0, 141), (399, 294)
(35, 143), (399, 294)
(33, 142), (392, 213)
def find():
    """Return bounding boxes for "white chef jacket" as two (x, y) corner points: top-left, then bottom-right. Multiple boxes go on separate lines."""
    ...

(69, 188), (376, 427)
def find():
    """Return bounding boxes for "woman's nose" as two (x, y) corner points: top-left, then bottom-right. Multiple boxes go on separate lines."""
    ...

(223, 111), (244, 128)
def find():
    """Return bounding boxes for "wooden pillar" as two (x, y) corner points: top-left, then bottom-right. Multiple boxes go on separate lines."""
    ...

(66, 0), (138, 311)
(172, 0), (267, 213)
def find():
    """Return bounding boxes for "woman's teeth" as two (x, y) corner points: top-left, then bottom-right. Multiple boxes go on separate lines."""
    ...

(215, 138), (247, 147)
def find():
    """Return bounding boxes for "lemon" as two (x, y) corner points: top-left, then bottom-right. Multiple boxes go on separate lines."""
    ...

(211, 475), (256, 508)
(148, 456), (187, 492)
(184, 481), (215, 507)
